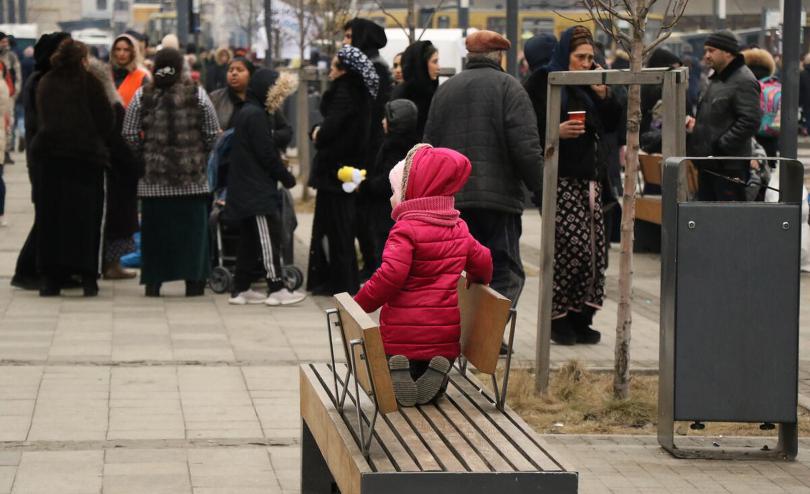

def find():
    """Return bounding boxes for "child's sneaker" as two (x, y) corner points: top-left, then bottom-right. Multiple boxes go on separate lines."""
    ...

(228, 289), (267, 305)
(415, 356), (451, 405)
(388, 355), (417, 407)
(265, 289), (306, 306)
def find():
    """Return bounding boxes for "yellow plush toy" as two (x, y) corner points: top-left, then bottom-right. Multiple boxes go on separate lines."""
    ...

(337, 166), (367, 193)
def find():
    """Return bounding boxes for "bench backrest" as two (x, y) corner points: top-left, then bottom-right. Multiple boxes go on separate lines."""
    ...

(457, 277), (512, 374)
(333, 293), (398, 414)
(640, 154), (699, 195)
(639, 154), (663, 187)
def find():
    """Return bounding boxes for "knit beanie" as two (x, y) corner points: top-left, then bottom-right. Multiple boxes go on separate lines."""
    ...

(705, 30), (740, 56)
(384, 99), (418, 135)
(153, 48), (184, 88)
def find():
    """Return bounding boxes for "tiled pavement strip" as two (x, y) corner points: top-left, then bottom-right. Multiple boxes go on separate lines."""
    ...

(0, 151), (809, 492)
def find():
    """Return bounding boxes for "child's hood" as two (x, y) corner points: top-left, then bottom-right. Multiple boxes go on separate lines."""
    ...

(403, 145), (471, 200)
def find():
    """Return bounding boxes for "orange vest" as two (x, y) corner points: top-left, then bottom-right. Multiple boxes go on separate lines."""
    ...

(117, 68), (148, 108)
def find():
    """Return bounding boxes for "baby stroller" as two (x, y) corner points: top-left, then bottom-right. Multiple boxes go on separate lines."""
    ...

(206, 130), (304, 294)
(208, 188), (304, 294)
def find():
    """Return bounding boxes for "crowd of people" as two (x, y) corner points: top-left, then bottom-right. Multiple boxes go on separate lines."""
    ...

(0, 20), (807, 404)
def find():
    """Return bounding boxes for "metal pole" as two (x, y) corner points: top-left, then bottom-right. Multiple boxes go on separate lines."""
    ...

(715, 0), (726, 30)
(780, 0), (800, 162)
(458, 0), (469, 37)
(176, 0), (191, 48)
(0, 1), (5, 25)
(7, 0), (14, 23)
(18, 0), (24, 23)
(506, 0), (518, 76)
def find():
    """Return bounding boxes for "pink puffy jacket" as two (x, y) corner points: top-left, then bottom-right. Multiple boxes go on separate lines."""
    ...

(354, 147), (493, 360)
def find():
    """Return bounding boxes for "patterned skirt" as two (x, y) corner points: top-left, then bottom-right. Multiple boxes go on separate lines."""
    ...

(552, 178), (607, 318)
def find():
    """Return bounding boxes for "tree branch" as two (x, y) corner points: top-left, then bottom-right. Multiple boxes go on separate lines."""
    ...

(371, 0), (410, 40)
(418, 0), (450, 41)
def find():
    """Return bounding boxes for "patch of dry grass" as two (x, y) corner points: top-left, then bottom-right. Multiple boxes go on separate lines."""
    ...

(485, 361), (810, 436)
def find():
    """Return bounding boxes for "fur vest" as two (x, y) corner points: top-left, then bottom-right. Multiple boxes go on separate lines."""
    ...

(140, 81), (207, 188)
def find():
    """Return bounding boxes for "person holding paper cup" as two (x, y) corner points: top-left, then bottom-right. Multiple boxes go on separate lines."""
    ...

(523, 25), (622, 345)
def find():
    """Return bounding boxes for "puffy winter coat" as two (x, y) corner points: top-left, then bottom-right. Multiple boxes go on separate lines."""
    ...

(309, 72), (372, 192)
(423, 58), (543, 214)
(688, 54), (761, 171)
(354, 146), (493, 361)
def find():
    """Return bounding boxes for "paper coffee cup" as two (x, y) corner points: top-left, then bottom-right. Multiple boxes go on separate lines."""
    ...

(568, 111), (586, 123)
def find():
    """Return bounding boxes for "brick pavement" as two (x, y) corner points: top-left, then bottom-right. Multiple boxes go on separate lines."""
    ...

(0, 153), (809, 492)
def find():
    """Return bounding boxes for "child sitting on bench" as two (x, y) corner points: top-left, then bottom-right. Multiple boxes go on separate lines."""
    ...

(354, 144), (493, 406)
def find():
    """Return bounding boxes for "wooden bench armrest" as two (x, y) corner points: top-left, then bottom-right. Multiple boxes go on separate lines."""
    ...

(333, 293), (398, 414)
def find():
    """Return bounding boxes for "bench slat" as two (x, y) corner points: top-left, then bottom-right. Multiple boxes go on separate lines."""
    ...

(433, 399), (516, 471)
(305, 364), (396, 473)
(442, 381), (537, 471)
(300, 365), (370, 494)
(448, 372), (565, 472)
(319, 363), (421, 473)
(399, 406), (467, 472)
(418, 404), (492, 472)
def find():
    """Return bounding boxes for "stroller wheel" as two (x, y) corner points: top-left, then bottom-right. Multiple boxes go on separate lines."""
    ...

(209, 267), (232, 294)
(282, 266), (304, 291)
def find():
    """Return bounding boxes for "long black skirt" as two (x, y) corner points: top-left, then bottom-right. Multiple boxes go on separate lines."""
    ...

(141, 196), (210, 285)
(306, 190), (359, 296)
(36, 162), (104, 277)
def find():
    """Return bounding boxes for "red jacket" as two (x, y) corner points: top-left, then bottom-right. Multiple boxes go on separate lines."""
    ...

(354, 147), (493, 360)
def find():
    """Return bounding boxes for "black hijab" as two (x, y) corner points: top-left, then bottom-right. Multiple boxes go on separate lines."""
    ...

(34, 32), (71, 72)
(400, 41), (438, 97)
(345, 18), (387, 58)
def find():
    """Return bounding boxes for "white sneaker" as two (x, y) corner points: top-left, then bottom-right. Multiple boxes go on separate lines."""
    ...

(266, 289), (306, 306)
(228, 289), (267, 305)
(0, 217), (7, 227)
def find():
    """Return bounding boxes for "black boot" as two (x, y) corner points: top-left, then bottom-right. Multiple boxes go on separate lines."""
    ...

(551, 316), (577, 345)
(185, 280), (205, 297)
(569, 307), (601, 344)
(82, 275), (99, 297)
(39, 276), (61, 297)
(145, 283), (161, 297)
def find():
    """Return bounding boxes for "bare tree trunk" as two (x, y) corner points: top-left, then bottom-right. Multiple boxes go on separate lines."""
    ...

(407, 0), (416, 43)
(265, 0), (273, 66)
(613, 30), (645, 400)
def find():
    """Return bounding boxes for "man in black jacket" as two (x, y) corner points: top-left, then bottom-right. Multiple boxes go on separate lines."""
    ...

(424, 30), (542, 306)
(686, 30), (761, 202)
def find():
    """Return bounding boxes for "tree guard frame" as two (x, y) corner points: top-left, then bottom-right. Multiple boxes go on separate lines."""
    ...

(535, 68), (688, 390)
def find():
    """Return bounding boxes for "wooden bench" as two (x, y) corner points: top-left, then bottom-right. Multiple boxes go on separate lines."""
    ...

(299, 283), (578, 493)
(636, 154), (699, 225)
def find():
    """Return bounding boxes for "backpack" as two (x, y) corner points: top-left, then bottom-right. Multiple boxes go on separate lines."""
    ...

(758, 77), (781, 138)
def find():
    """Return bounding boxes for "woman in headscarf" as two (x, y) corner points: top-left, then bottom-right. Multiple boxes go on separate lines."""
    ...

(307, 45), (378, 296)
(87, 56), (142, 281)
(30, 39), (115, 296)
(10, 32), (72, 291)
(110, 33), (151, 108)
(123, 48), (220, 297)
(391, 40), (439, 138)
(524, 26), (622, 345)
(209, 56), (255, 130)
(344, 18), (393, 278)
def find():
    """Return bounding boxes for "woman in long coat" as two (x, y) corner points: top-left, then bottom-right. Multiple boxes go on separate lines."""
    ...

(87, 58), (141, 280)
(123, 48), (220, 297)
(524, 26), (621, 345)
(306, 45), (378, 296)
(30, 39), (114, 296)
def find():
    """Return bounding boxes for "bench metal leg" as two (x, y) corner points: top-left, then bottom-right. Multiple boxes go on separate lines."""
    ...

(301, 421), (338, 493)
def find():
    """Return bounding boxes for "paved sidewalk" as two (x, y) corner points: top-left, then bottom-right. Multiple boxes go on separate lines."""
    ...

(0, 154), (809, 493)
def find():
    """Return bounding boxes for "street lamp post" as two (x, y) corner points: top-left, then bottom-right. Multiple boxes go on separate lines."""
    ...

(506, 0), (518, 76)
(779, 0), (800, 162)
